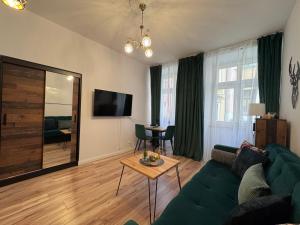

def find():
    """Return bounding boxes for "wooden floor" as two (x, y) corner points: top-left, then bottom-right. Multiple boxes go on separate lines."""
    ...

(43, 143), (71, 169)
(0, 150), (203, 225)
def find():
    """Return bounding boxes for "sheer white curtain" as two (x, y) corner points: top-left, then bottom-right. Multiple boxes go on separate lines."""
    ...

(203, 40), (259, 161)
(160, 62), (178, 127)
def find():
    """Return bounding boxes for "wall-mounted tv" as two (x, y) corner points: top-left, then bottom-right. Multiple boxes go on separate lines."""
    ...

(93, 89), (133, 116)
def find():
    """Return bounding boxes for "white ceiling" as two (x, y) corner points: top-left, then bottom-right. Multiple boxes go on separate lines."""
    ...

(28, 0), (296, 65)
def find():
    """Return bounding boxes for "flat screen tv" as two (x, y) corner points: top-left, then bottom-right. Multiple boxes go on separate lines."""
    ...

(93, 89), (133, 116)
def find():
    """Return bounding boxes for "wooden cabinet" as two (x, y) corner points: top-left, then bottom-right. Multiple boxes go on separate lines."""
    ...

(255, 119), (288, 149)
(0, 56), (82, 185)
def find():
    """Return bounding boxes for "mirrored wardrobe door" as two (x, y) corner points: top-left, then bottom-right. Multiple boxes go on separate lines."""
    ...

(43, 72), (74, 168)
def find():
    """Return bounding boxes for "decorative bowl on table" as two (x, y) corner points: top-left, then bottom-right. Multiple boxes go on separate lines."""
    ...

(140, 152), (164, 167)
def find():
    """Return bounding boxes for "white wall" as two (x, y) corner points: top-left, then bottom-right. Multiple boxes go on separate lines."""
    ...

(280, 0), (300, 156)
(0, 6), (148, 163)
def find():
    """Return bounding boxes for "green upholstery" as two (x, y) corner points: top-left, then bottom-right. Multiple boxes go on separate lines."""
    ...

(123, 220), (139, 225)
(153, 160), (240, 225)
(264, 144), (300, 223)
(125, 144), (300, 225)
(135, 124), (149, 140)
(161, 126), (175, 151)
(161, 126), (175, 140)
(214, 145), (239, 154)
(292, 183), (300, 222)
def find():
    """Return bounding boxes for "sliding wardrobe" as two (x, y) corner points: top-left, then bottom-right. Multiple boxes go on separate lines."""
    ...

(0, 56), (81, 186)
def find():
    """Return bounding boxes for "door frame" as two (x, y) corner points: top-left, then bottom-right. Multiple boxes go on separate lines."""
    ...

(0, 55), (82, 187)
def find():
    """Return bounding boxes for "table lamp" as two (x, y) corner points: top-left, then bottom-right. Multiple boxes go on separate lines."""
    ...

(248, 103), (266, 118)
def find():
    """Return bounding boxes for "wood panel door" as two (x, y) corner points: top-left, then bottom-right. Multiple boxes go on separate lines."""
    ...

(255, 119), (267, 149)
(276, 120), (288, 146)
(70, 77), (80, 162)
(255, 119), (288, 149)
(0, 63), (45, 179)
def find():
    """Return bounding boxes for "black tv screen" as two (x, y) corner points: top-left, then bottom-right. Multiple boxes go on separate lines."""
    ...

(93, 89), (132, 116)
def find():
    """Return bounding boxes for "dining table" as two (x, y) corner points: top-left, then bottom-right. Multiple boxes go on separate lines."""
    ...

(145, 126), (167, 152)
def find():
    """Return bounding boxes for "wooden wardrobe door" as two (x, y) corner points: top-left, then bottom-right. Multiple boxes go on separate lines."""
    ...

(0, 63), (45, 179)
(70, 77), (80, 162)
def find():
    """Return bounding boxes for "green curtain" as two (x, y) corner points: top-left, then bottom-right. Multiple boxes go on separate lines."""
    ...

(174, 53), (204, 161)
(258, 32), (283, 115)
(150, 65), (162, 126)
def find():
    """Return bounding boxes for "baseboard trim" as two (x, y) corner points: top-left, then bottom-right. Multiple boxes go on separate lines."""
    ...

(78, 148), (133, 165)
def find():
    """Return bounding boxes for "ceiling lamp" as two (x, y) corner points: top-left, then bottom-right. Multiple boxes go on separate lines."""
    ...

(2, 0), (27, 10)
(66, 75), (74, 81)
(124, 3), (153, 58)
(145, 48), (153, 58)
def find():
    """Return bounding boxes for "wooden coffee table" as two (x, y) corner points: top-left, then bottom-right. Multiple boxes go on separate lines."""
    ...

(116, 152), (181, 224)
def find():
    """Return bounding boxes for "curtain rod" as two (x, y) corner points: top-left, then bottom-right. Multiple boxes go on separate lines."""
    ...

(206, 30), (283, 54)
(149, 30), (284, 67)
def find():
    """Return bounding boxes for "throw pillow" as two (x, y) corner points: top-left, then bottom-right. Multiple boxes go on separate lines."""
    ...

(211, 149), (236, 167)
(58, 120), (71, 129)
(232, 147), (268, 177)
(224, 195), (292, 225)
(240, 140), (253, 150)
(238, 140), (265, 155)
(238, 163), (270, 204)
(44, 118), (56, 130)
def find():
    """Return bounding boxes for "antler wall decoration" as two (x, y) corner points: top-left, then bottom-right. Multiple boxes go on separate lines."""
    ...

(289, 57), (300, 109)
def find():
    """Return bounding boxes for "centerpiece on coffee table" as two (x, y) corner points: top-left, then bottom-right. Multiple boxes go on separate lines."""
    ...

(140, 151), (164, 167)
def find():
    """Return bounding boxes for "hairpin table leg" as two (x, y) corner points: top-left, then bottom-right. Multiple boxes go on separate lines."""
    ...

(116, 165), (125, 196)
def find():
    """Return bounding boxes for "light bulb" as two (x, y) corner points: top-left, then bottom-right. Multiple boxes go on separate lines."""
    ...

(2, 0), (26, 10)
(67, 76), (74, 81)
(145, 48), (153, 58)
(142, 35), (152, 48)
(124, 42), (134, 54)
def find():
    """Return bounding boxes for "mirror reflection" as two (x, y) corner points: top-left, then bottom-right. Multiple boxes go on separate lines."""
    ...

(43, 72), (74, 169)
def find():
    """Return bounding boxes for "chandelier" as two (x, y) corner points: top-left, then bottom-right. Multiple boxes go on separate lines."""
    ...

(124, 3), (153, 58)
(2, 0), (27, 10)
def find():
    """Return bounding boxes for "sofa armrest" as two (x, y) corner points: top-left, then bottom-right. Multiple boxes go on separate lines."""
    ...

(213, 145), (239, 154)
(124, 220), (139, 225)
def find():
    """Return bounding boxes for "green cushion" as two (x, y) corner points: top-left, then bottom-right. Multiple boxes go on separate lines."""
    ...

(265, 144), (294, 162)
(265, 145), (300, 223)
(153, 161), (240, 225)
(238, 163), (270, 204)
(58, 120), (71, 129)
(269, 163), (300, 195)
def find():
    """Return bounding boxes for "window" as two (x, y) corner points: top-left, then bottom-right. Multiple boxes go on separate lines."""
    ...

(218, 66), (237, 82)
(216, 63), (259, 123)
(160, 62), (178, 127)
(216, 88), (234, 122)
(204, 40), (259, 161)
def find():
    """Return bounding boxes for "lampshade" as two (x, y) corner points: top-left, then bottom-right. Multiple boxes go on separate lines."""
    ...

(248, 103), (265, 116)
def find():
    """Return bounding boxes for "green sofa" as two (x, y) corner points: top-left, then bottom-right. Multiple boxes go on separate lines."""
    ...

(124, 144), (300, 225)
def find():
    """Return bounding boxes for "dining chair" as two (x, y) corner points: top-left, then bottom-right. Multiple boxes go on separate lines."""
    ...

(134, 124), (157, 154)
(160, 125), (175, 151)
